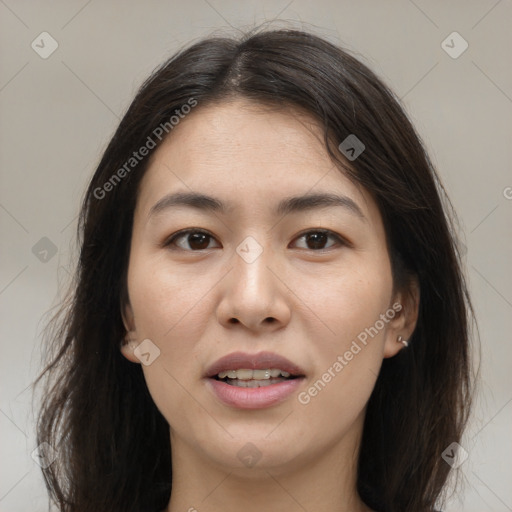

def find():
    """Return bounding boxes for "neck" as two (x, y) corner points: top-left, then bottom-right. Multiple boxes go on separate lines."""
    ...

(165, 413), (372, 512)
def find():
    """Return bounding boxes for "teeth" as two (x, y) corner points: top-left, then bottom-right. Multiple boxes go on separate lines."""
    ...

(229, 378), (287, 388)
(217, 368), (293, 380)
(253, 369), (270, 379)
(234, 369), (253, 380)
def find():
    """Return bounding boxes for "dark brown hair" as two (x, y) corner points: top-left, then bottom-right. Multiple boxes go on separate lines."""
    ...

(35, 28), (476, 512)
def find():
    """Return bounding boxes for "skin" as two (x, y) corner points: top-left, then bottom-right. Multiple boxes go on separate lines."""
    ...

(121, 99), (419, 512)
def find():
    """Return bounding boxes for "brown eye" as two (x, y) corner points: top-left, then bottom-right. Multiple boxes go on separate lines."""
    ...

(165, 229), (219, 251)
(293, 230), (344, 251)
(164, 228), (345, 252)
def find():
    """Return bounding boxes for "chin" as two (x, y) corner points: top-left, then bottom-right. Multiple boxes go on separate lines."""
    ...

(200, 430), (306, 474)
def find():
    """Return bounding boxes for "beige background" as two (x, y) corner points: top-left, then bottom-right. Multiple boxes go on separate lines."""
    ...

(1, 1), (511, 510)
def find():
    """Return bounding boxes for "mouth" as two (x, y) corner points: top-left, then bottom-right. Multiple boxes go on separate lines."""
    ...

(212, 368), (302, 388)
(204, 351), (306, 409)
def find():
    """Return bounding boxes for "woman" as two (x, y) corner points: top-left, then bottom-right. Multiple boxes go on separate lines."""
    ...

(35, 28), (475, 512)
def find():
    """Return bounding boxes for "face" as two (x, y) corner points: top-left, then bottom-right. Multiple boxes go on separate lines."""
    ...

(121, 99), (414, 474)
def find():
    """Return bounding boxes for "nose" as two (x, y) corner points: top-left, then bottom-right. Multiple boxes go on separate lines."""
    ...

(216, 239), (292, 332)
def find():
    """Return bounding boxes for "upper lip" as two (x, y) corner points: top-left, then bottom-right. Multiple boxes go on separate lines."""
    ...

(205, 351), (306, 378)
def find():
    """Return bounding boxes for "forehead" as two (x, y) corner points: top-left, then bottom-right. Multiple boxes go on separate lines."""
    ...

(135, 100), (380, 226)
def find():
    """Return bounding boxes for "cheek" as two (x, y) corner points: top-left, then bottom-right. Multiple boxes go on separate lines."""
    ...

(304, 254), (393, 345)
(128, 250), (215, 341)
(296, 255), (393, 412)
(126, 253), (219, 423)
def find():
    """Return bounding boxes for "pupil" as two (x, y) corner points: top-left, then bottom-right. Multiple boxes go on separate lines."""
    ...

(307, 232), (327, 249)
(189, 233), (209, 250)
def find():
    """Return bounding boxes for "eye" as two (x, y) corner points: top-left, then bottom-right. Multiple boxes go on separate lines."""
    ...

(164, 229), (220, 251)
(291, 229), (346, 251)
(163, 228), (347, 252)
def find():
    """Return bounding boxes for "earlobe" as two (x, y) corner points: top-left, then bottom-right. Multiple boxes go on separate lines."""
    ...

(383, 334), (408, 358)
(120, 300), (140, 363)
(120, 333), (141, 364)
(383, 277), (420, 358)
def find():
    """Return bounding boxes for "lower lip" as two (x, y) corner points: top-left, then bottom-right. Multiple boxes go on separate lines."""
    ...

(206, 377), (304, 409)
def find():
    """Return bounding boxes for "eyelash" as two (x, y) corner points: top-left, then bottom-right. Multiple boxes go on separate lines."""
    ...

(163, 228), (348, 252)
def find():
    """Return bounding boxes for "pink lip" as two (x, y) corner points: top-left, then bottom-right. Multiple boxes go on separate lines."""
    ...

(204, 351), (306, 410)
(206, 377), (304, 409)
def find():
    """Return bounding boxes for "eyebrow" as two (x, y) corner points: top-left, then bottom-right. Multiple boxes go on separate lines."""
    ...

(147, 191), (366, 221)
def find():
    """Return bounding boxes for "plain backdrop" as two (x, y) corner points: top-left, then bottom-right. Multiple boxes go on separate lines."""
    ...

(1, 1), (511, 511)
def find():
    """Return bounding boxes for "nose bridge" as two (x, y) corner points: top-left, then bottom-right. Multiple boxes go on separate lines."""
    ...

(232, 234), (273, 300)
(216, 233), (290, 330)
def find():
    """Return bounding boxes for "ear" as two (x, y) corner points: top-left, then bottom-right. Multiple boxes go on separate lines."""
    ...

(121, 299), (135, 332)
(120, 300), (141, 364)
(383, 276), (420, 358)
